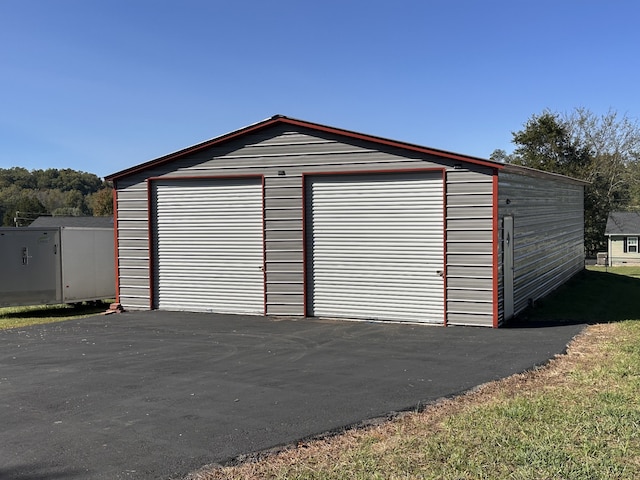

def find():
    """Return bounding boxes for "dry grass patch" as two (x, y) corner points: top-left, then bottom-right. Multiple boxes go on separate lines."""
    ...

(189, 322), (640, 480)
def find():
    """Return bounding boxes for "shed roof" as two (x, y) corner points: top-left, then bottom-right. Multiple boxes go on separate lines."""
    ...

(605, 211), (640, 236)
(29, 216), (114, 228)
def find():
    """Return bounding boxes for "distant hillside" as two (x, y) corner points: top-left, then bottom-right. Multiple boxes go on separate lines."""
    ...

(0, 167), (112, 226)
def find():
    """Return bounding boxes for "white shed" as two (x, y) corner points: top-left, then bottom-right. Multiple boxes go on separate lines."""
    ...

(0, 217), (115, 307)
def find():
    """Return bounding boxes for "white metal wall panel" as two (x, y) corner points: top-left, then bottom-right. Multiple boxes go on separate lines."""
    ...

(60, 228), (115, 302)
(0, 228), (61, 307)
(307, 172), (444, 323)
(153, 178), (264, 314)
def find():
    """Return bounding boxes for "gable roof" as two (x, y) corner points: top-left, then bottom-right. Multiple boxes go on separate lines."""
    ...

(105, 115), (504, 181)
(29, 216), (114, 228)
(605, 211), (640, 236)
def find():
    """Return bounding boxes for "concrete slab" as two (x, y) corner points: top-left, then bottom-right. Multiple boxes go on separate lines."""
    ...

(0, 311), (585, 479)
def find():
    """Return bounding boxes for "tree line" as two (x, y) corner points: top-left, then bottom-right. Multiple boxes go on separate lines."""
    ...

(0, 167), (112, 226)
(491, 108), (640, 257)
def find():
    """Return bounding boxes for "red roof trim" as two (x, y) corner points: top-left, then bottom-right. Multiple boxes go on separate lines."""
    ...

(278, 116), (501, 169)
(106, 115), (503, 181)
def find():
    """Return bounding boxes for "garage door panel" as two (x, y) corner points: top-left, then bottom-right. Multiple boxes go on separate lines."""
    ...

(307, 172), (444, 323)
(153, 178), (264, 314)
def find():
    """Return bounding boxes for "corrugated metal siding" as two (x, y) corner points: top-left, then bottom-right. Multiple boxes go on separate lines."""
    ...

(152, 178), (264, 314)
(498, 171), (584, 319)
(306, 172), (444, 323)
(115, 181), (150, 309)
(113, 124), (496, 323)
(445, 169), (495, 326)
(264, 175), (304, 315)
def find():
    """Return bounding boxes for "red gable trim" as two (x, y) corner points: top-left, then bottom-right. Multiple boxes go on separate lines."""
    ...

(106, 116), (282, 181)
(106, 115), (502, 181)
(278, 116), (502, 169)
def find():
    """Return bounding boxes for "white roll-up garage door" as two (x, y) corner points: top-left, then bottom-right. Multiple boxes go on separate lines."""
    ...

(153, 178), (264, 314)
(307, 172), (444, 323)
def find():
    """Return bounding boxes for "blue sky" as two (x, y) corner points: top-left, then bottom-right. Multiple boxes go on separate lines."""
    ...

(1, 0), (638, 179)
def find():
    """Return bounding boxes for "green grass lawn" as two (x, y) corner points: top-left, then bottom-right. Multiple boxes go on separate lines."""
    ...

(0, 302), (111, 330)
(194, 266), (640, 480)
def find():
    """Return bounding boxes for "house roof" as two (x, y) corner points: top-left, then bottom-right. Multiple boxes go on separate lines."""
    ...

(29, 216), (114, 228)
(105, 115), (504, 181)
(605, 211), (640, 236)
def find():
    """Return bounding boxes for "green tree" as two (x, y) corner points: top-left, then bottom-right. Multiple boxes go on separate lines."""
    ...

(0, 167), (36, 189)
(87, 188), (113, 216)
(509, 111), (590, 177)
(564, 108), (640, 209)
(626, 157), (640, 208)
(2, 192), (47, 226)
(0, 184), (22, 224)
(489, 149), (511, 163)
(0, 167), (109, 223)
(29, 168), (103, 193)
(61, 190), (89, 215)
(35, 189), (67, 213)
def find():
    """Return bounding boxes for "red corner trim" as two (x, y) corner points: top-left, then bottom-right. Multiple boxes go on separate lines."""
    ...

(261, 175), (267, 316)
(147, 179), (155, 310)
(442, 170), (448, 327)
(301, 173), (309, 317)
(112, 186), (120, 304)
(492, 170), (500, 328)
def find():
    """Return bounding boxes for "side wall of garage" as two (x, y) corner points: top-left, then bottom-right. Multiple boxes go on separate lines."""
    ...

(113, 124), (497, 325)
(497, 170), (585, 321)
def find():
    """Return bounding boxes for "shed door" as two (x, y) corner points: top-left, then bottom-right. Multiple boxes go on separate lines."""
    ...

(503, 216), (514, 320)
(153, 178), (264, 314)
(306, 172), (444, 323)
(0, 229), (61, 306)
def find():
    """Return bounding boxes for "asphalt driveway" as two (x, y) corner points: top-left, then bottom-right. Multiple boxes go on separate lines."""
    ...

(0, 311), (585, 479)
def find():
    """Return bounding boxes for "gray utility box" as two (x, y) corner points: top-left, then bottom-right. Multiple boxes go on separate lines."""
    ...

(0, 227), (115, 307)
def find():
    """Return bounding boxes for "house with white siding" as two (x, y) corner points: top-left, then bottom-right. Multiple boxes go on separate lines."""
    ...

(106, 115), (587, 327)
(605, 211), (640, 266)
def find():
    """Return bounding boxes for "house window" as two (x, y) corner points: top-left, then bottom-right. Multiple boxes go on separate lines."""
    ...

(626, 237), (638, 253)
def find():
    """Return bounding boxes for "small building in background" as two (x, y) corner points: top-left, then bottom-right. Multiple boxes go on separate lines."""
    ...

(0, 216), (115, 307)
(604, 211), (640, 266)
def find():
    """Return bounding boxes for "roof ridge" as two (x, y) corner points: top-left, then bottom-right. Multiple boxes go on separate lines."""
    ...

(105, 115), (502, 181)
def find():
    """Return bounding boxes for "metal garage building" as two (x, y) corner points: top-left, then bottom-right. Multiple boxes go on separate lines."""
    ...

(106, 115), (586, 327)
